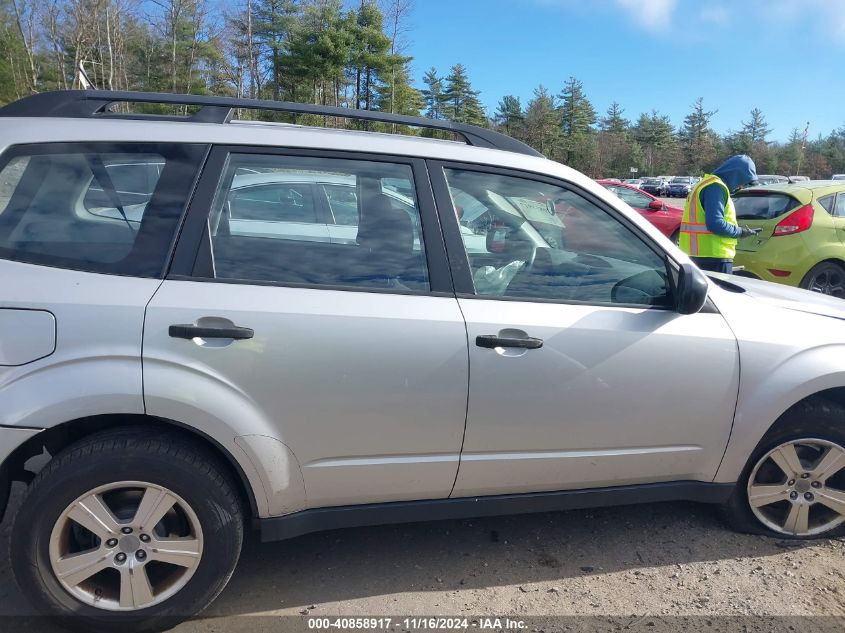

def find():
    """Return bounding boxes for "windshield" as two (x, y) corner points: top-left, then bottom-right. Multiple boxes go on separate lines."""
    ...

(671, 177), (689, 184)
(643, 178), (660, 185)
(733, 193), (801, 220)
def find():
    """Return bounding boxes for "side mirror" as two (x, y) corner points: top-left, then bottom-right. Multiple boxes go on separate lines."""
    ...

(648, 199), (664, 211)
(676, 262), (709, 314)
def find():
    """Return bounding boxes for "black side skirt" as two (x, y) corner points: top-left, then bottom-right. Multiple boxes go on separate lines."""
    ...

(259, 481), (734, 542)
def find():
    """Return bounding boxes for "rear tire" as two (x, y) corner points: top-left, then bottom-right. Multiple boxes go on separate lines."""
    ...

(799, 261), (845, 298)
(10, 428), (244, 632)
(722, 398), (845, 539)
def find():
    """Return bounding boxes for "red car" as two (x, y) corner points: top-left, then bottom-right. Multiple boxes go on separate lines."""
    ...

(596, 180), (683, 242)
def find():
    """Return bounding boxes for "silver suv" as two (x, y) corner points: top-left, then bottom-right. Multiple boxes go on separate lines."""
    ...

(1, 90), (845, 631)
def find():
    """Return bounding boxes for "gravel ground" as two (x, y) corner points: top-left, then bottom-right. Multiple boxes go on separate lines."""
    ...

(2, 481), (844, 632)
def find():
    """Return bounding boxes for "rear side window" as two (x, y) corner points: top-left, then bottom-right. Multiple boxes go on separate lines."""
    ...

(206, 153), (430, 292)
(0, 143), (206, 277)
(733, 193), (801, 220)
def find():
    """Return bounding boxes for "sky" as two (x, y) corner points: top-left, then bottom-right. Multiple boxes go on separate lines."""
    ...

(404, 0), (845, 142)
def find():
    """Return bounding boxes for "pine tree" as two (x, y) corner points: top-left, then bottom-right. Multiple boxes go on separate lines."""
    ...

(679, 97), (718, 173)
(558, 76), (596, 171)
(521, 85), (560, 158)
(596, 101), (630, 177)
(349, 1), (391, 111)
(494, 95), (523, 136)
(420, 66), (443, 119)
(633, 110), (677, 175)
(442, 63), (486, 126)
(376, 58), (422, 119)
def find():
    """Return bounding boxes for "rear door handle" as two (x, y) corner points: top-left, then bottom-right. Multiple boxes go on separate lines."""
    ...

(476, 334), (543, 349)
(169, 324), (254, 340)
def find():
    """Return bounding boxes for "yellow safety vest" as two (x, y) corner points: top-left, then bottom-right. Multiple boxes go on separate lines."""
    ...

(679, 174), (738, 259)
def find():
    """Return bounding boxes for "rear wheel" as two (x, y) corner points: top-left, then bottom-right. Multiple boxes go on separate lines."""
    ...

(800, 261), (845, 298)
(723, 399), (845, 539)
(10, 429), (243, 632)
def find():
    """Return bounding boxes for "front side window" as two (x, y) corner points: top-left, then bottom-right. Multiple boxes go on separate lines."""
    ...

(444, 168), (671, 307)
(0, 143), (205, 276)
(207, 154), (429, 292)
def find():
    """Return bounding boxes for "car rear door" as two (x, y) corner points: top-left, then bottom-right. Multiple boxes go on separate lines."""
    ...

(142, 148), (469, 512)
(430, 163), (740, 498)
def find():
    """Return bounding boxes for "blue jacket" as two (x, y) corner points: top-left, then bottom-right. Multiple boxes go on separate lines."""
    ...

(700, 155), (758, 241)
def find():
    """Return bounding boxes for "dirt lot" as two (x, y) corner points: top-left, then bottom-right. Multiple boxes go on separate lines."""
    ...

(2, 482), (845, 633)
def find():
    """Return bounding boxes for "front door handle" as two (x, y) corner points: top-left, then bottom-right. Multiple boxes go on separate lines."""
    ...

(476, 334), (543, 349)
(169, 324), (254, 340)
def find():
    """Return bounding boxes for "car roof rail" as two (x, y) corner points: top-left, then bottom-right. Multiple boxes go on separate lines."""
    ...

(0, 90), (543, 158)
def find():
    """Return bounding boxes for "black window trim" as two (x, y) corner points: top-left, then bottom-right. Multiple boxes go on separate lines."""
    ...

(0, 141), (210, 279)
(169, 145), (455, 297)
(428, 159), (679, 310)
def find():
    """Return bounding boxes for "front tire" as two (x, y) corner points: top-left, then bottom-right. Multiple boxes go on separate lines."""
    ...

(10, 429), (243, 632)
(722, 398), (845, 539)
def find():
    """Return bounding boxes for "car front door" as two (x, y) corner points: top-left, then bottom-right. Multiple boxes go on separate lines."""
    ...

(143, 149), (469, 512)
(430, 164), (740, 498)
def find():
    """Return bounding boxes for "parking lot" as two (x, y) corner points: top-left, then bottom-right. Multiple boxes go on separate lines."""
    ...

(2, 483), (844, 632)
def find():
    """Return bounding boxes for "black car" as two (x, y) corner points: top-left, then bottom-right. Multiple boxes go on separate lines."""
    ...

(641, 177), (668, 197)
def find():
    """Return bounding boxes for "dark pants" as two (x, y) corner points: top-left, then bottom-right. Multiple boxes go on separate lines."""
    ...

(692, 257), (732, 274)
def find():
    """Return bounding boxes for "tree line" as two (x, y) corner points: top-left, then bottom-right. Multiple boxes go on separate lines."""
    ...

(1, 0), (843, 178)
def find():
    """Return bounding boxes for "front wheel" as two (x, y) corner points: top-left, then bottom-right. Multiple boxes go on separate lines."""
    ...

(10, 429), (244, 632)
(722, 399), (845, 539)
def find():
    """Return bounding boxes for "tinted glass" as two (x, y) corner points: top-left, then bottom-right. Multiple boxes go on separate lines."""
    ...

(445, 168), (671, 307)
(229, 183), (317, 223)
(323, 184), (358, 225)
(208, 154), (429, 292)
(0, 143), (205, 276)
(818, 195), (835, 214)
(734, 193), (801, 220)
(834, 194), (845, 218)
(83, 156), (164, 218)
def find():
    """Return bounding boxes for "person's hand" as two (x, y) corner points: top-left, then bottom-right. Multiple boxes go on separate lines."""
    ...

(739, 225), (757, 238)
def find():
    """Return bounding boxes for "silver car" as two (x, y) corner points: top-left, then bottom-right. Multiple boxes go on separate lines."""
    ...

(1, 90), (845, 631)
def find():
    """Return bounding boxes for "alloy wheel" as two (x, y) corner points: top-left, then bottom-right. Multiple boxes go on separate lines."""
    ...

(49, 481), (204, 611)
(806, 265), (845, 297)
(747, 438), (845, 536)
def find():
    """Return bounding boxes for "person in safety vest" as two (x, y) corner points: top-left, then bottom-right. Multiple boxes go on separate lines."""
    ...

(679, 154), (759, 273)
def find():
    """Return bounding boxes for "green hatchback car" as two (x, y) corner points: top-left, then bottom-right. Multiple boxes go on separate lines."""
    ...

(733, 181), (845, 297)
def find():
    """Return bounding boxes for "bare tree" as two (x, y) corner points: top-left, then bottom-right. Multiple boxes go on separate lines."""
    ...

(10, 0), (38, 93)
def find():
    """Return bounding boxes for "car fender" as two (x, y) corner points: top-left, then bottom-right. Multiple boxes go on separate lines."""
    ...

(143, 357), (306, 517)
(716, 342), (845, 482)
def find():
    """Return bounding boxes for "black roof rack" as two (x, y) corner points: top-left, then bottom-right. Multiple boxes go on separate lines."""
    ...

(0, 90), (542, 158)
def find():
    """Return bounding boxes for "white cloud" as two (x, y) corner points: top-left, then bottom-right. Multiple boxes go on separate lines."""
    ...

(614, 0), (678, 31)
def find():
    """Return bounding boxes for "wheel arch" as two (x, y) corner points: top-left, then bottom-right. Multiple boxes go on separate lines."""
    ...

(799, 257), (845, 286)
(718, 381), (845, 483)
(1, 414), (262, 521)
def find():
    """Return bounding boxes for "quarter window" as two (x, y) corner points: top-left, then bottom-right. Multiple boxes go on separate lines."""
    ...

(834, 194), (845, 218)
(444, 168), (671, 307)
(818, 195), (835, 215)
(207, 154), (429, 292)
(0, 143), (205, 276)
